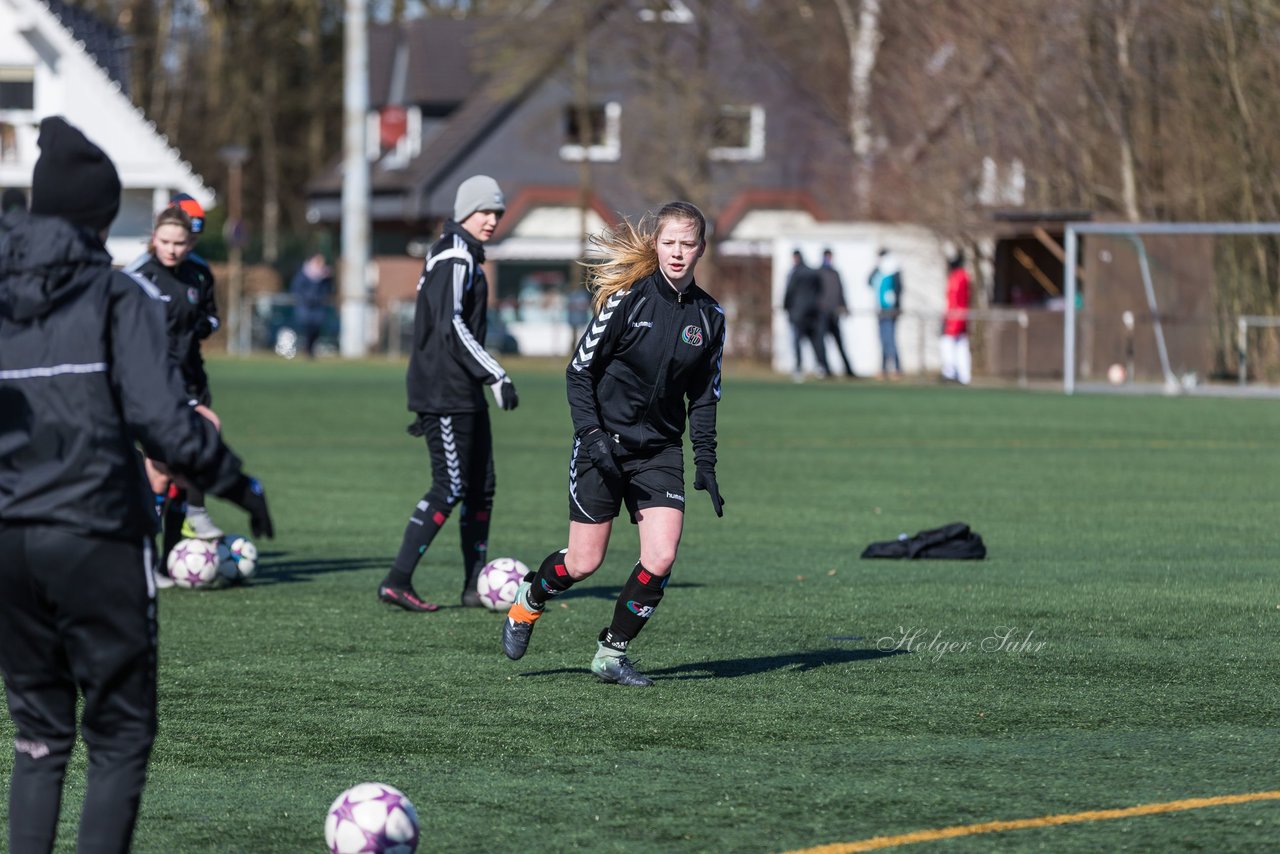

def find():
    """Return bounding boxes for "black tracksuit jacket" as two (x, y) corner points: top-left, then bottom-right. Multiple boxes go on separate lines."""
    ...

(128, 253), (219, 403)
(406, 220), (508, 414)
(0, 213), (244, 541)
(568, 272), (725, 471)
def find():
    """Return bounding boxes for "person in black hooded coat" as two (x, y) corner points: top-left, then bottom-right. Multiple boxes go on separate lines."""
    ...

(0, 116), (274, 854)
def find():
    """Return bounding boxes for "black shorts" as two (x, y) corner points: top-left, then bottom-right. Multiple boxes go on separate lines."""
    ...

(569, 441), (685, 524)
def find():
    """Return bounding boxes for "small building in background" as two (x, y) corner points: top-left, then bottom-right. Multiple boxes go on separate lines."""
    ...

(0, 0), (212, 265)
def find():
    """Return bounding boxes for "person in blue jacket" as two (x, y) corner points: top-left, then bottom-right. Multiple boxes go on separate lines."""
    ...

(290, 253), (333, 359)
(869, 247), (904, 379)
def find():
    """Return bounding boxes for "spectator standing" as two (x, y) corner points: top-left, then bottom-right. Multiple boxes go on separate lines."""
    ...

(0, 116), (273, 854)
(783, 249), (830, 381)
(290, 253), (333, 358)
(869, 248), (903, 379)
(817, 248), (856, 377)
(379, 175), (519, 612)
(941, 251), (972, 385)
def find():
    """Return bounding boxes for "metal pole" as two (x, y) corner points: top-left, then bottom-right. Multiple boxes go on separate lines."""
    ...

(1237, 316), (1248, 386)
(1063, 227), (1077, 394)
(340, 0), (371, 358)
(1018, 310), (1028, 388)
(228, 160), (243, 354)
(218, 145), (249, 354)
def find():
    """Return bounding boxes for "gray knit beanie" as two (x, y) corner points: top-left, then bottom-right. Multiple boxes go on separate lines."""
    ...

(453, 175), (505, 222)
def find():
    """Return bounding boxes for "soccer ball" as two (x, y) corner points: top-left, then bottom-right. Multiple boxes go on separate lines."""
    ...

(216, 534), (258, 583)
(1107, 363), (1126, 385)
(166, 538), (221, 588)
(325, 782), (419, 854)
(475, 557), (529, 612)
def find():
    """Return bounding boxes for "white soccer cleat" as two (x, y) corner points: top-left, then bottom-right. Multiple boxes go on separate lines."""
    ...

(181, 506), (224, 540)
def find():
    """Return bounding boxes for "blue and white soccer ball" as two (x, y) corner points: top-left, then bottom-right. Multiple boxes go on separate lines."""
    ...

(216, 534), (258, 583)
(166, 538), (221, 588)
(325, 782), (419, 854)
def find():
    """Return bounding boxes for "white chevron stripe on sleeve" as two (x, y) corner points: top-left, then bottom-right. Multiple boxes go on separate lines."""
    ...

(571, 289), (628, 371)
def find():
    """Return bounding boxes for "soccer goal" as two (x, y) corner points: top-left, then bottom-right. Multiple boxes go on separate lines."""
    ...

(1062, 222), (1280, 394)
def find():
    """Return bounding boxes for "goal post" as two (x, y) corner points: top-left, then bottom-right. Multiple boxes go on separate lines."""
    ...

(1063, 222), (1280, 394)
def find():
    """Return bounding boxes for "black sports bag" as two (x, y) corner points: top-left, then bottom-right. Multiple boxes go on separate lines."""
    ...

(860, 522), (986, 560)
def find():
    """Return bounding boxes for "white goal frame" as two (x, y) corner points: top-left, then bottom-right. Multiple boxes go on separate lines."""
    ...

(1063, 222), (1280, 394)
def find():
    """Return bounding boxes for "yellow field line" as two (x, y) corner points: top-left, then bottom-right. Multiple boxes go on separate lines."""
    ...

(785, 790), (1280, 854)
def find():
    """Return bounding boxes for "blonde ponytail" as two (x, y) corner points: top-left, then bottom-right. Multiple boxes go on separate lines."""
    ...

(581, 201), (706, 314)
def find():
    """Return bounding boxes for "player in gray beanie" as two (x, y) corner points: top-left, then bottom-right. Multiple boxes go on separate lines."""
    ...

(454, 175), (506, 223)
(380, 172), (517, 613)
(29, 116), (121, 234)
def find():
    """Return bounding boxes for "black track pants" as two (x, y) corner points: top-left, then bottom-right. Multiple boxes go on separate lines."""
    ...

(0, 525), (158, 854)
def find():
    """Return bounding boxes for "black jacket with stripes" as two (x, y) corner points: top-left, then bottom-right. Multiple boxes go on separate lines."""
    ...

(128, 253), (219, 403)
(0, 213), (245, 540)
(568, 273), (725, 471)
(406, 220), (508, 414)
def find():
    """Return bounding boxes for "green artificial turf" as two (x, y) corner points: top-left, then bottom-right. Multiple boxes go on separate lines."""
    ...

(2, 357), (1278, 852)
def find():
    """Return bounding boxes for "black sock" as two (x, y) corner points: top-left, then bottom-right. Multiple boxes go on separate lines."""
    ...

(602, 562), (667, 649)
(458, 504), (491, 591)
(527, 549), (575, 608)
(387, 498), (448, 587)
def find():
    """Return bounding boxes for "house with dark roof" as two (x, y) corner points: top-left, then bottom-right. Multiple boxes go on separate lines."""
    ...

(0, 0), (213, 264)
(306, 0), (853, 356)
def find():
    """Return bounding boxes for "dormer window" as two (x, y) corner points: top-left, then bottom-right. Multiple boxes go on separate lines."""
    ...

(560, 102), (621, 162)
(710, 104), (765, 161)
(0, 67), (35, 112)
(637, 0), (694, 23)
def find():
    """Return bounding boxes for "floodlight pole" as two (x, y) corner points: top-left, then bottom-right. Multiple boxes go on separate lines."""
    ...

(218, 144), (249, 355)
(340, 0), (371, 358)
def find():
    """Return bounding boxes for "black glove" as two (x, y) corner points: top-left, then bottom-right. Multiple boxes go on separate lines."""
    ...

(694, 467), (724, 517)
(227, 474), (275, 539)
(583, 429), (621, 480)
(489, 376), (519, 411)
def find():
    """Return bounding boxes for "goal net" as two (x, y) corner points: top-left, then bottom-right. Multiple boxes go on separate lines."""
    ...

(1062, 223), (1280, 393)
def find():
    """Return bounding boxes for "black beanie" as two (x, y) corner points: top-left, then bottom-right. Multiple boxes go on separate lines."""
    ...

(30, 116), (121, 233)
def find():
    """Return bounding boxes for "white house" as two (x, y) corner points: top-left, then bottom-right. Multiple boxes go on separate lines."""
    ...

(0, 0), (212, 264)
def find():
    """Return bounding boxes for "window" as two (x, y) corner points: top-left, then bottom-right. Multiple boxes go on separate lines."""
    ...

(637, 0), (694, 23)
(710, 104), (765, 161)
(0, 67), (35, 111)
(0, 123), (17, 163)
(560, 102), (621, 162)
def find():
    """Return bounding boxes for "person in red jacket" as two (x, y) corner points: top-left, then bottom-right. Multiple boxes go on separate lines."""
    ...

(940, 251), (972, 385)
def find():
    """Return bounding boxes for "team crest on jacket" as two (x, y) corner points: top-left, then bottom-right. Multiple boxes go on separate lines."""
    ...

(187, 286), (199, 304)
(681, 325), (703, 346)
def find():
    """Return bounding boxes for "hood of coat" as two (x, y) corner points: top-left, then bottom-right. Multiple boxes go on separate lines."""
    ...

(0, 212), (112, 322)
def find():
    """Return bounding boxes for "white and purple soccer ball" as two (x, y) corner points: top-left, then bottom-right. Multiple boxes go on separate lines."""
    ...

(324, 782), (419, 854)
(216, 534), (258, 583)
(475, 557), (529, 612)
(166, 538), (221, 589)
